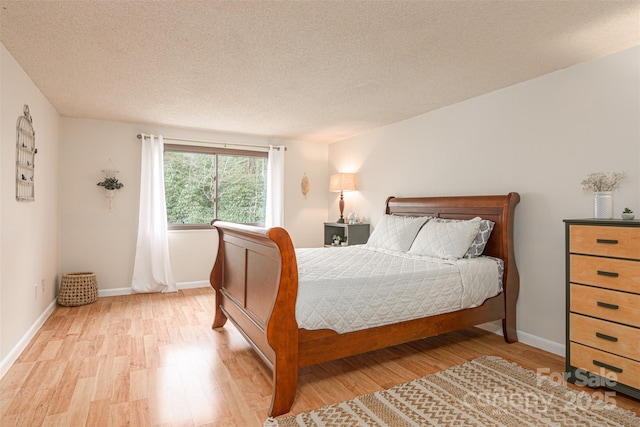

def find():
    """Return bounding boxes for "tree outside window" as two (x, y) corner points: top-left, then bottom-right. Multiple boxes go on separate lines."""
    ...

(163, 144), (267, 228)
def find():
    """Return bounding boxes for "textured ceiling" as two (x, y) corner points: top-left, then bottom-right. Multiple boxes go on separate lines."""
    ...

(1, 1), (639, 144)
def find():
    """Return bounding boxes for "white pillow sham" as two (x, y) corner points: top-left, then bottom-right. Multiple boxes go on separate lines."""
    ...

(366, 214), (430, 252)
(432, 217), (495, 258)
(408, 216), (482, 259)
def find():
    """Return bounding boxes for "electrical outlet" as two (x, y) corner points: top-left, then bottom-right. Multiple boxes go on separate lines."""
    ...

(41, 279), (46, 293)
(34, 283), (38, 299)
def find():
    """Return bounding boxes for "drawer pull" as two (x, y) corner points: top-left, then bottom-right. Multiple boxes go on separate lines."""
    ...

(593, 360), (623, 373)
(596, 238), (619, 244)
(595, 332), (618, 342)
(597, 270), (619, 278)
(597, 301), (619, 310)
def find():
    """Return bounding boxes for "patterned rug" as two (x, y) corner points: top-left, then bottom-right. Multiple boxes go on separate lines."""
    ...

(265, 356), (638, 426)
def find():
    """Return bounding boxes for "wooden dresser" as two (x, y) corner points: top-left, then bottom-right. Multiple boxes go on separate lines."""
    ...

(564, 219), (640, 399)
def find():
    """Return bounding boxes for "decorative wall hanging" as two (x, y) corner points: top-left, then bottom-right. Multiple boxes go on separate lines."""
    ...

(16, 105), (37, 201)
(301, 173), (310, 198)
(97, 159), (124, 212)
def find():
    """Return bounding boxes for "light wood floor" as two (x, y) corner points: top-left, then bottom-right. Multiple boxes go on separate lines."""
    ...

(1, 287), (638, 426)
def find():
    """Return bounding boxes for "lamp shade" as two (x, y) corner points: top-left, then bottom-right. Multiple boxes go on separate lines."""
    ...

(329, 173), (357, 192)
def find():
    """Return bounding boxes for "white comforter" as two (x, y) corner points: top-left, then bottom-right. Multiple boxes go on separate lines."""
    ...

(295, 245), (502, 334)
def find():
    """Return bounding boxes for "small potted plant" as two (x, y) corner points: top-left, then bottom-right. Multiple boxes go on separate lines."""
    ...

(97, 177), (124, 191)
(332, 235), (343, 246)
(622, 208), (634, 220)
(97, 177), (124, 212)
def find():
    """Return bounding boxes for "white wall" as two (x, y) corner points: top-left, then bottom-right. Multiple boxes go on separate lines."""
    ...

(59, 118), (328, 292)
(0, 44), (60, 367)
(329, 46), (640, 350)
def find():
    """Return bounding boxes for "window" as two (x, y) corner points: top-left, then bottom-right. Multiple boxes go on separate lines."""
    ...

(163, 144), (267, 229)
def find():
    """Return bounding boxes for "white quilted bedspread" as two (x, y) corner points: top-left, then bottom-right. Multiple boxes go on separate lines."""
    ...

(295, 246), (502, 334)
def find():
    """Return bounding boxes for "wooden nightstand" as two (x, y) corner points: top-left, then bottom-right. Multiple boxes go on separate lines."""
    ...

(564, 219), (640, 399)
(324, 223), (370, 247)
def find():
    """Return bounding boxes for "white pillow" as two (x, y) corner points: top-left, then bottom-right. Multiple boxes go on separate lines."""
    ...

(432, 218), (495, 258)
(366, 215), (430, 252)
(408, 217), (482, 259)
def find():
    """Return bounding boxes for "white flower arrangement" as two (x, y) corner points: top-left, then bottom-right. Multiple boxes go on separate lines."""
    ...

(581, 171), (627, 192)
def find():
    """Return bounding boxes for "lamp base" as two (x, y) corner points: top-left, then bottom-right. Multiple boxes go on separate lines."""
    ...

(337, 192), (345, 224)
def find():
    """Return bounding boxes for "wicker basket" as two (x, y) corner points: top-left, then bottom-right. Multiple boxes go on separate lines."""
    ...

(58, 272), (98, 306)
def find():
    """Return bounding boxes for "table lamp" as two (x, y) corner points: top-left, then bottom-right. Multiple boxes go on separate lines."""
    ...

(329, 173), (357, 223)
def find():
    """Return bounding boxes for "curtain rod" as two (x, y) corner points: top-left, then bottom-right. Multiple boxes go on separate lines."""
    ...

(136, 133), (286, 151)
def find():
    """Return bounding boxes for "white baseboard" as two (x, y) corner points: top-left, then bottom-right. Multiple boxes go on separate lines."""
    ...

(518, 329), (566, 357)
(98, 280), (210, 297)
(98, 287), (132, 297)
(178, 280), (210, 290)
(476, 322), (566, 357)
(0, 299), (57, 380)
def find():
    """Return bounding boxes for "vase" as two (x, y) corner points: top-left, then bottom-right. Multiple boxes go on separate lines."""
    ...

(593, 191), (613, 219)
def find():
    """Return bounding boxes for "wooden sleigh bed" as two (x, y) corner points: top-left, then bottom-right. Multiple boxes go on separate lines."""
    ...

(210, 192), (520, 417)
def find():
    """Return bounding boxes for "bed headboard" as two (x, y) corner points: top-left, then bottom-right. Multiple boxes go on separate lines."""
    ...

(384, 192), (520, 263)
(384, 192), (520, 342)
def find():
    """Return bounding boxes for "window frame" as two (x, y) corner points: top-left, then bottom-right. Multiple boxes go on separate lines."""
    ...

(163, 143), (268, 231)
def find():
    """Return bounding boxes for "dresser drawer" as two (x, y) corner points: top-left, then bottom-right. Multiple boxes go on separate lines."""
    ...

(570, 342), (640, 390)
(570, 284), (640, 328)
(570, 254), (640, 293)
(569, 313), (640, 361)
(570, 225), (640, 259)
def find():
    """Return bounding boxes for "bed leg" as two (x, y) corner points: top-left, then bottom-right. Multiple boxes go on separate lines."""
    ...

(210, 229), (227, 329)
(212, 303), (227, 329)
(502, 251), (519, 343)
(268, 360), (298, 417)
(502, 315), (518, 343)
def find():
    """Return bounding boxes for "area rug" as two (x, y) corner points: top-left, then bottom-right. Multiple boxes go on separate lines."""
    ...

(265, 356), (638, 426)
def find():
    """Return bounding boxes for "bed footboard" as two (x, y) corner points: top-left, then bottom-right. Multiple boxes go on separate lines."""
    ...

(209, 220), (299, 416)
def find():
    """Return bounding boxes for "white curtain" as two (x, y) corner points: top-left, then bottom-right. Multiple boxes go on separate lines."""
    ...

(131, 134), (177, 293)
(265, 145), (285, 228)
